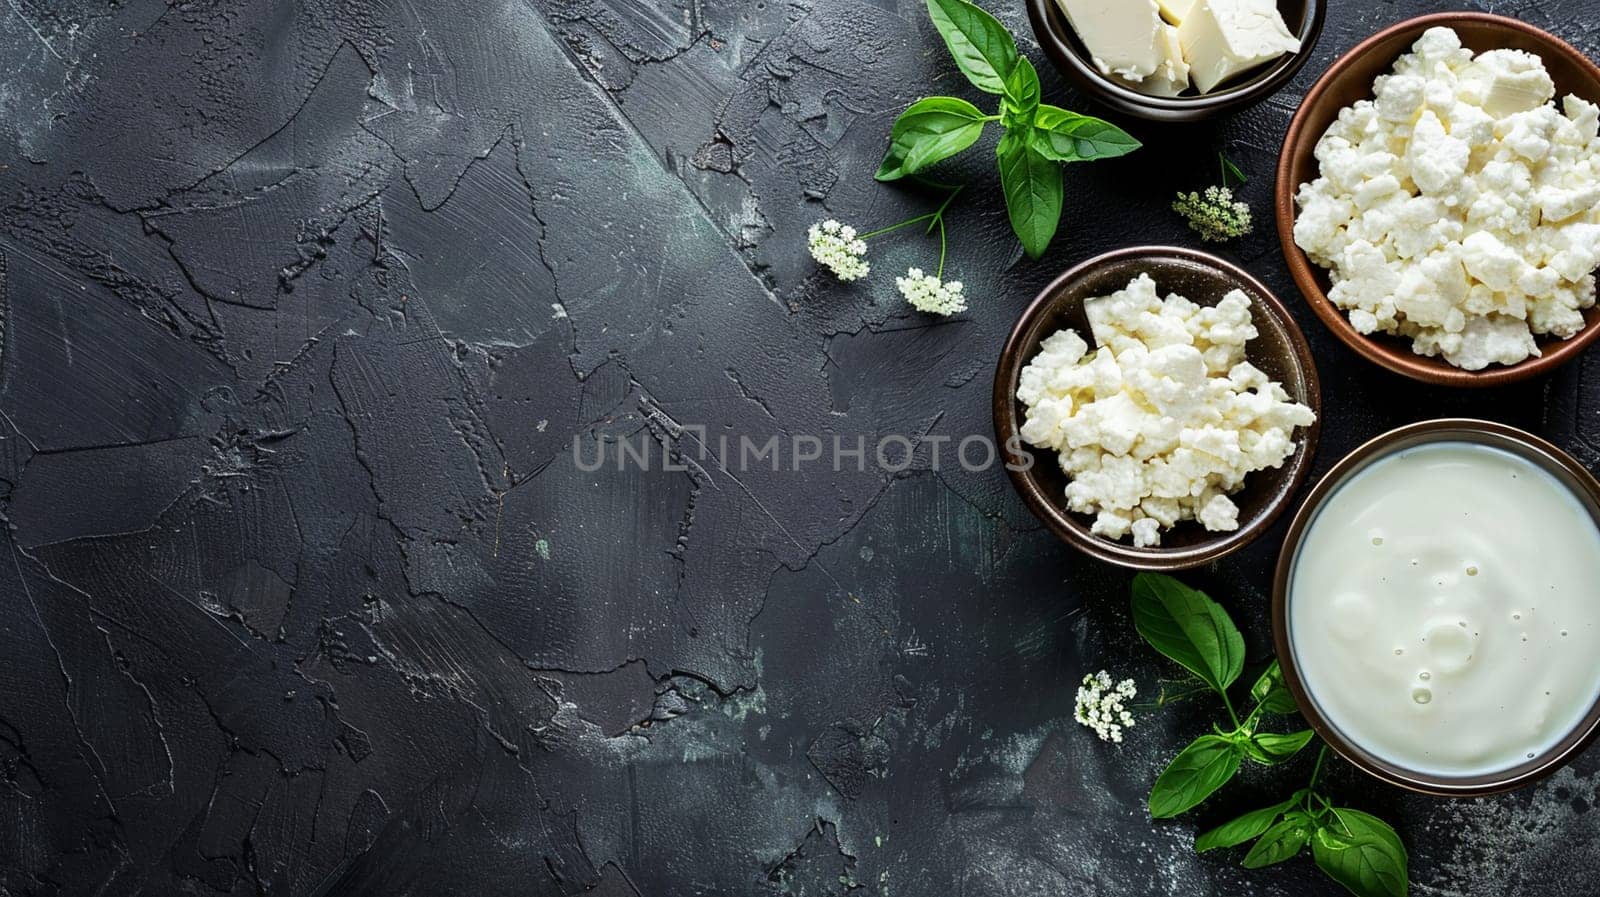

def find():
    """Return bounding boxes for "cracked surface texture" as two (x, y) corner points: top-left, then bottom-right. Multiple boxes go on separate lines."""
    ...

(2, 0), (1600, 894)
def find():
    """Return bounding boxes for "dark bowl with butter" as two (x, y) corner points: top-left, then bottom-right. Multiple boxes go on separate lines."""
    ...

(1027, 0), (1325, 122)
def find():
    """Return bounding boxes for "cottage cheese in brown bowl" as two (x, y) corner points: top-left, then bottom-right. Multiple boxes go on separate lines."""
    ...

(1292, 26), (1600, 371)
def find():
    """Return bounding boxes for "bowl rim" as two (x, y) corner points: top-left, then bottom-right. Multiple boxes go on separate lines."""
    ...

(1274, 11), (1600, 387)
(993, 244), (1323, 571)
(1270, 418), (1600, 796)
(1025, 0), (1326, 119)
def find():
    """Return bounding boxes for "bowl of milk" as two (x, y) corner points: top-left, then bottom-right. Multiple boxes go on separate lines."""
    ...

(1273, 419), (1600, 795)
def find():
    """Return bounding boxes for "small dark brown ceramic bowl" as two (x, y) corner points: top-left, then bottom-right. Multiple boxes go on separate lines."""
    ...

(1027, 0), (1324, 122)
(1272, 419), (1600, 796)
(994, 246), (1321, 571)
(1277, 13), (1600, 387)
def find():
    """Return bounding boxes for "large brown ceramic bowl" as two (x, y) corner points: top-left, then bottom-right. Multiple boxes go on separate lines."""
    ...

(1027, 0), (1324, 122)
(1273, 419), (1600, 796)
(1277, 13), (1600, 387)
(994, 246), (1321, 571)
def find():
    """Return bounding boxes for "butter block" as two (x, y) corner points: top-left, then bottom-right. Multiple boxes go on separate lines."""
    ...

(1157, 0), (1198, 24)
(1119, 23), (1191, 96)
(1054, 0), (1168, 81)
(1179, 0), (1301, 94)
(1155, 23), (1190, 87)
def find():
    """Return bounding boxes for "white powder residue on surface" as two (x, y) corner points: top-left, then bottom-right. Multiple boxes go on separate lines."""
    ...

(1418, 767), (1600, 896)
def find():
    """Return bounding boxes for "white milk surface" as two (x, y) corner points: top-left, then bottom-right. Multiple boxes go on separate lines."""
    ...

(1289, 441), (1600, 777)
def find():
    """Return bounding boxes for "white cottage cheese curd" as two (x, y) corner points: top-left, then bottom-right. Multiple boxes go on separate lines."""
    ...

(1016, 274), (1315, 547)
(1294, 27), (1600, 370)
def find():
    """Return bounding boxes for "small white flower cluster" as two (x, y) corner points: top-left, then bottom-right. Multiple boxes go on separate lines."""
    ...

(1075, 670), (1136, 743)
(807, 219), (870, 281)
(895, 267), (967, 316)
(806, 218), (972, 316)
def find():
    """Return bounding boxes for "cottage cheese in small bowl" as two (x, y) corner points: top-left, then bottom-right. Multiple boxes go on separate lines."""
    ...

(1293, 26), (1600, 371)
(1015, 273), (1316, 547)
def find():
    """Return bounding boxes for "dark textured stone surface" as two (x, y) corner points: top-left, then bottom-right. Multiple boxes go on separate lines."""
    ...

(2, 0), (1599, 894)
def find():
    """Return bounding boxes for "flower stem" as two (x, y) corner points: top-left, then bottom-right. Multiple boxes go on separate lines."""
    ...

(935, 182), (965, 215)
(860, 184), (966, 240)
(1131, 681), (1212, 710)
(928, 184), (962, 280)
(858, 215), (936, 240)
(1219, 151), (1247, 188)
(924, 183), (963, 233)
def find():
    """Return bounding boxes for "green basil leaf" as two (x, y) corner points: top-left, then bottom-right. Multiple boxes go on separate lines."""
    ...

(1327, 808), (1406, 856)
(1195, 799), (1294, 852)
(1001, 56), (1041, 127)
(1032, 104), (1142, 162)
(995, 127), (1062, 260)
(1242, 813), (1314, 869)
(875, 96), (988, 181)
(925, 0), (1019, 95)
(1316, 826), (1358, 851)
(1243, 730), (1316, 765)
(1130, 573), (1246, 695)
(1149, 734), (1242, 819)
(1313, 809), (1409, 897)
(1250, 660), (1300, 715)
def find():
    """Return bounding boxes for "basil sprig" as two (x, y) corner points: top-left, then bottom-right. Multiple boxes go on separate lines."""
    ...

(876, 0), (1139, 259)
(1130, 574), (1410, 897)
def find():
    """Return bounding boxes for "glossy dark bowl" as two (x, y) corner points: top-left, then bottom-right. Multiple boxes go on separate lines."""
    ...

(1277, 13), (1600, 387)
(1026, 0), (1324, 122)
(1272, 419), (1600, 796)
(994, 246), (1321, 571)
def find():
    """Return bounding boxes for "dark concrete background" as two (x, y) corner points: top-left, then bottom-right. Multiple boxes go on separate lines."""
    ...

(2, 0), (1599, 894)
